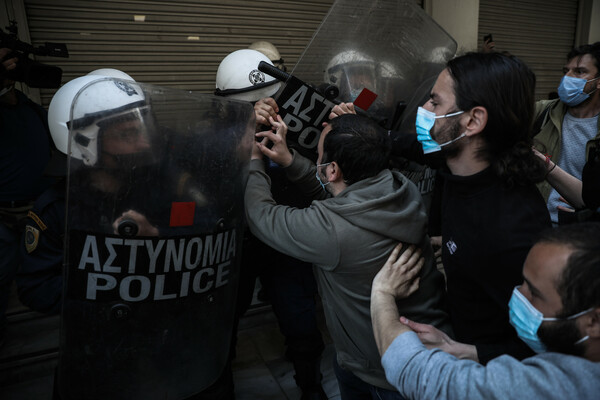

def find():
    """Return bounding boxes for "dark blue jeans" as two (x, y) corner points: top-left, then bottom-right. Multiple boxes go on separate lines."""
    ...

(333, 356), (406, 400)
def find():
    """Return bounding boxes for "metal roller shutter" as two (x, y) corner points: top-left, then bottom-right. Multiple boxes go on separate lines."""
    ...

(22, 0), (335, 106)
(478, 0), (579, 100)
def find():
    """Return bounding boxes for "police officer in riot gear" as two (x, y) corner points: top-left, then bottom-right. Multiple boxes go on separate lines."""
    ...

(216, 48), (327, 400)
(48, 75), (163, 237)
(324, 50), (377, 103)
(26, 72), (254, 400)
(17, 70), (154, 314)
(324, 50), (404, 130)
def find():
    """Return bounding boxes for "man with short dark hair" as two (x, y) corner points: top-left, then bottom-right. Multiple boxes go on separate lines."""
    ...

(245, 113), (451, 399)
(370, 222), (600, 399)
(535, 42), (600, 223)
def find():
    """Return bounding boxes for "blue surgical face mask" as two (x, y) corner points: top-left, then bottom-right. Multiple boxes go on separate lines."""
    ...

(415, 107), (466, 154)
(558, 75), (600, 107)
(316, 162), (331, 191)
(508, 286), (593, 353)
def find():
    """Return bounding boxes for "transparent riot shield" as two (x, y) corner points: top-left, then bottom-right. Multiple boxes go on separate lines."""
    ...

(280, 0), (457, 137)
(58, 78), (255, 400)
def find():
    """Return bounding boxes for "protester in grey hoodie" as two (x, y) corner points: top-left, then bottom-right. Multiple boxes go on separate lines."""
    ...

(245, 113), (450, 396)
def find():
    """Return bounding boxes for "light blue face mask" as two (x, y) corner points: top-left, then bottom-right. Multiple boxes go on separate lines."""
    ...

(557, 75), (600, 107)
(316, 162), (331, 191)
(415, 107), (466, 154)
(508, 286), (593, 353)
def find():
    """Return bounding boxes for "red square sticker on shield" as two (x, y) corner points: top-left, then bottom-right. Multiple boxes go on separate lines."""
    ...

(353, 88), (378, 111)
(169, 202), (195, 227)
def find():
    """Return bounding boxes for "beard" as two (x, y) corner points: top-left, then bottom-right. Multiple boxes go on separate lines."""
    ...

(537, 319), (586, 356)
(432, 117), (463, 158)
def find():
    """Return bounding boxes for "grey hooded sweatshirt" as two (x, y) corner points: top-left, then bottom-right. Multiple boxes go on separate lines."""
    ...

(245, 151), (450, 390)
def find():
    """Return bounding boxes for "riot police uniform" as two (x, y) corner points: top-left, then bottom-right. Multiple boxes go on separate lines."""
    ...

(0, 88), (55, 338)
(17, 181), (65, 314)
(215, 48), (326, 399)
(38, 73), (255, 399)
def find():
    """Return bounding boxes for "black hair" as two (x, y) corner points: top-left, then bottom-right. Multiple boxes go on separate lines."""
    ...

(446, 52), (546, 187)
(536, 222), (600, 317)
(567, 42), (600, 77)
(322, 114), (390, 185)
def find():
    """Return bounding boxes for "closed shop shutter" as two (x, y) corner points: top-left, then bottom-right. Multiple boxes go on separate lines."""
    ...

(478, 0), (579, 100)
(23, 0), (336, 106)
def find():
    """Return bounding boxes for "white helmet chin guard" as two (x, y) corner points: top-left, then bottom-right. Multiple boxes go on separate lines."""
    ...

(48, 75), (145, 166)
(214, 49), (281, 102)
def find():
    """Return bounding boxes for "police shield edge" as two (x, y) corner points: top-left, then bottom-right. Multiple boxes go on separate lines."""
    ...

(274, 0), (457, 160)
(59, 78), (254, 399)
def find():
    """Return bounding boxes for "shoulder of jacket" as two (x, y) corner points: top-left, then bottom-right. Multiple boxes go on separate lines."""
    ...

(34, 185), (65, 212)
(27, 185), (65, 231)
(24, 188), (65, 253)
(535, 99), (562, 117)
(548, 99), (565, 116)
(535, 100), (565, 140)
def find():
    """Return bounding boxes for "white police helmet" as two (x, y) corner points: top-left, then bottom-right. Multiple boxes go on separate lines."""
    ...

(87, 68), (135, 81)
(214, 49), (281, 102)
(325, 50), (376, 84)
(324, 50), (377, 102)
(48, 75), (146, 166)
(248, 41), (286, 71)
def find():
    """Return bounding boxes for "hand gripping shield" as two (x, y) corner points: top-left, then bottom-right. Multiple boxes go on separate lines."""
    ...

(58, 78), (255, 399)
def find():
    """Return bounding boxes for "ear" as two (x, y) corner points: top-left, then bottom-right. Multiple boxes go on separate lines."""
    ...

(463, 106), (488, 137)
(582, 307), (600, 339)
(328, 161), (344, 183)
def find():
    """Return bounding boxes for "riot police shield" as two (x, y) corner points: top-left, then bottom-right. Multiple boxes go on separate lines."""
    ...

(58, 78), (255, 399)
(278, 0), (456, 140)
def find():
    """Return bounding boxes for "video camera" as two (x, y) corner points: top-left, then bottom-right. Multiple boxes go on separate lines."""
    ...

(0, 20), (68, 88)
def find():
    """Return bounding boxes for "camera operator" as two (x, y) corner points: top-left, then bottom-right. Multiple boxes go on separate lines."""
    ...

(0, 47), (56, 345)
